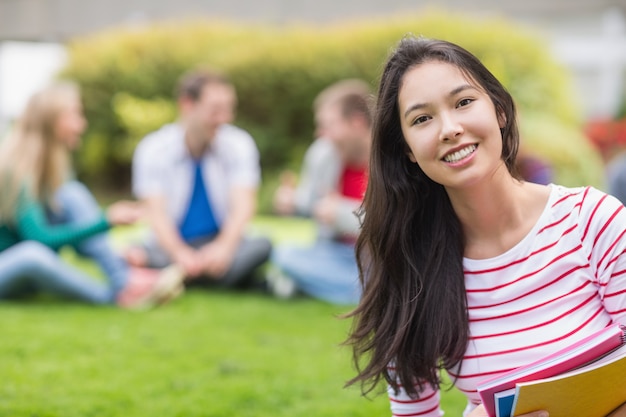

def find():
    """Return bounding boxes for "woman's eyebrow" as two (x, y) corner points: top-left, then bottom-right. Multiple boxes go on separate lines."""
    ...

(403, 84), (476, 118)
(449, 84), (476, 96)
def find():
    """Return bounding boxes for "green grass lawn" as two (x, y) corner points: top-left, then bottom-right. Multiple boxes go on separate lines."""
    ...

(0, 216), (467, 416)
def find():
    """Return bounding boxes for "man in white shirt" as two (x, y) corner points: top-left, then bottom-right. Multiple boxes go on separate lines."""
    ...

(128, 69), (271, 288)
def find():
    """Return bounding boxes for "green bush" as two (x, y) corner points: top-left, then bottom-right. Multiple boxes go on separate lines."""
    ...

(60, 11), (603, 209)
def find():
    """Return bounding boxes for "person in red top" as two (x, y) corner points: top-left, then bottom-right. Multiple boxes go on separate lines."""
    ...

(269, 79), (372, 304)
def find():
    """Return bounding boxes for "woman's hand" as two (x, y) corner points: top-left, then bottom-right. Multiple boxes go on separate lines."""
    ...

(467, 404), (548, 417)
(106, 200), (144, 226)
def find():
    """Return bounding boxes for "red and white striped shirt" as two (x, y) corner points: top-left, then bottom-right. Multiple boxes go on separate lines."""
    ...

(389, 185), (626, 416)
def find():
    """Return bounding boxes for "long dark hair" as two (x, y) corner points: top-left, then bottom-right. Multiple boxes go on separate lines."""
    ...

(345, 37), (520, 398)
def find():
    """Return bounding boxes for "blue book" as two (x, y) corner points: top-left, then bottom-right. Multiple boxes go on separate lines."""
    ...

(494, 388), (516, 417)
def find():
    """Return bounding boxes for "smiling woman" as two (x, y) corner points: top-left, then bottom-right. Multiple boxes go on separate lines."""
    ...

(344, 37), (626, 417)
(399, 62), (505, 188)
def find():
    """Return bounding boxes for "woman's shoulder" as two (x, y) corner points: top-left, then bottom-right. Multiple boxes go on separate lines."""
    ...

(548, 183), (623, 221)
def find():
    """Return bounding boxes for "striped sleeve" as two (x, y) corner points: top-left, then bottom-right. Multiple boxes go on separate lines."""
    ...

(389, 385), (443, 417)
(579, 187), (626, 323)
(15, 196), (110, 251)
(388, 367), (444, 417)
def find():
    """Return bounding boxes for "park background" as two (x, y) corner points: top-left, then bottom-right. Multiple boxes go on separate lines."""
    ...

(0, 0), (625, 416)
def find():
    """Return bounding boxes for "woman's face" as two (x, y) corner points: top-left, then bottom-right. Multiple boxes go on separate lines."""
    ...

(54, 93), (87, 150)
(397, 60), (505, 190)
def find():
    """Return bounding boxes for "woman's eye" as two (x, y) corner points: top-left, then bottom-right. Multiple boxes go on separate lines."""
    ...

(412, 115), (430, 126)
(457, 98), (473, 107)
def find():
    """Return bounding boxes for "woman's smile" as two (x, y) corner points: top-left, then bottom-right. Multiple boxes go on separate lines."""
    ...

(442, 143), (478, 164)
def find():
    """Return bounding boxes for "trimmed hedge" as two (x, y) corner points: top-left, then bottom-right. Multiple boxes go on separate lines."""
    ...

(60, 11), (604, 210)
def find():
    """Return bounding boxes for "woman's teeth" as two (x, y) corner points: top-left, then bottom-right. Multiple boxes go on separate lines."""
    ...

(444, 144), (477, 163)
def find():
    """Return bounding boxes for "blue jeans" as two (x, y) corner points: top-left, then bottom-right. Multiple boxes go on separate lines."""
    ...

(0, 241), (112, 303)
(271, 240), (361, 305)
(47, 181), (128, 297)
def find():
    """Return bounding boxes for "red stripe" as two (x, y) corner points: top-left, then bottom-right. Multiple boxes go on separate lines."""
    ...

(610, 270), (626, 280)
(592, 199), (621, 251)
(606, 248), (626, 272)
(465, 225), (576, 277)
(537, 211), (570, 234)
(605, 286), (626, 298)
(467, 244), (582, 296)
(607, 307), (626, 315)
(470, 290), (597, 340)
(464, 309), (607, 362)
(550, 187), (585, 210)
(448, 366), (514, 381)
(390, 390), (437, 404)
(582, 190), (604, 242)
(597, 220), (626, 269)
(469, 264), (588, 315)
(393, 403), (439, 416)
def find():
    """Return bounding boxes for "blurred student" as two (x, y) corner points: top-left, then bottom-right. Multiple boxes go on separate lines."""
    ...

(128, 68), (271, 288)
(269, 79), (372, 305)
(0, 82), (183, 308)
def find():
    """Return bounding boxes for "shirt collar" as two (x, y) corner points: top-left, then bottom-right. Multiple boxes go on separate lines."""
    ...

(173, 123), (229, 162)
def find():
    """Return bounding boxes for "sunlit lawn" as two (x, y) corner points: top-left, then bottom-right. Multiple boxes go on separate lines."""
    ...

(0, 216), (466, 416)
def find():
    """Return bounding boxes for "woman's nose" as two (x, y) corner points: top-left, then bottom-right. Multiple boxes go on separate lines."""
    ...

(439, 112), (463, 141)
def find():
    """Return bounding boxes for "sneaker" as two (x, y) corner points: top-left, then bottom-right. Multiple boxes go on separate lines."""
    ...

(117, 266), (185, 310)
(265, 266), (297, 299)
(116, 268), (161, 310)
(153, 264), (186, 305)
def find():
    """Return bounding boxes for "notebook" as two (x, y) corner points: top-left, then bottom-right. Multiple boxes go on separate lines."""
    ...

(476, 323), (626, 417)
